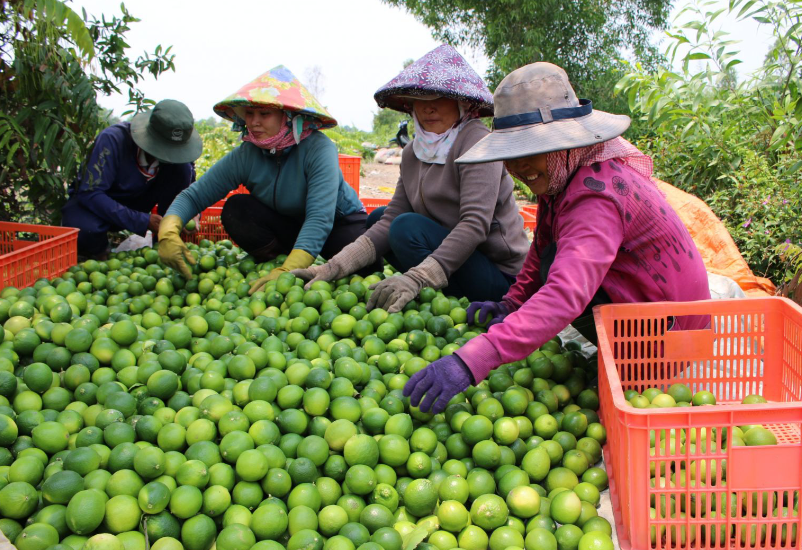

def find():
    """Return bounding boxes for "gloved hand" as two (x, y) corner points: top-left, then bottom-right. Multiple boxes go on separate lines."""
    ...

(466, 301), (509, 327)
(403, 355), (474, 414)
(158, 214), (196, 279)
(367, 257), (447, 313)
(249, 249), (315, 295)
(292, 236), (376, 289)
(181, 215), (201, 235)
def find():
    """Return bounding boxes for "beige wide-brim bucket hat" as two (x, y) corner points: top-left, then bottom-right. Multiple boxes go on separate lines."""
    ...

(456, 62), (631, 164)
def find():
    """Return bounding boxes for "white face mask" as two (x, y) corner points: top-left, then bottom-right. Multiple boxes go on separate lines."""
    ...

(411, 102), (473, 165)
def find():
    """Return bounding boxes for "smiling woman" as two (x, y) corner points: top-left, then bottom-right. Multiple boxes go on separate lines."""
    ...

(402, 62), (712, 414)
(504, 154), (550, 196)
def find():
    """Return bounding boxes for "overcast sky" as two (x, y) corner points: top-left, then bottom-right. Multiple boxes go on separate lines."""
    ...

(72, 0), (775, 132)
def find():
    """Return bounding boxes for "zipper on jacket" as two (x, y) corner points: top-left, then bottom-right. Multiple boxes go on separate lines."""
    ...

(272, 156), (283, 209)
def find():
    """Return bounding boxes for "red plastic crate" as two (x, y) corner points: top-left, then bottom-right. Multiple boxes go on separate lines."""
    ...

(361, 198), (390, 214)
(0, 222), (78, 290)
(182, 207), (233, 245)
(596, 297), (802, 550)
(339, 154), (361, 196)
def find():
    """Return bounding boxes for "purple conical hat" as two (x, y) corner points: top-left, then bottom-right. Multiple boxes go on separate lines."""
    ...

(374, 45), (494, 117)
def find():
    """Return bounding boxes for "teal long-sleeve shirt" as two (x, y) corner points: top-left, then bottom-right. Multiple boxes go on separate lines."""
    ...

(166, 131), (364, 257)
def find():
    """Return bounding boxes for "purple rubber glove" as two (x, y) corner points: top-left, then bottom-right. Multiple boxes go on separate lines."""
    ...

(466, 301), (508, 328)
(403, 355), (474, 414)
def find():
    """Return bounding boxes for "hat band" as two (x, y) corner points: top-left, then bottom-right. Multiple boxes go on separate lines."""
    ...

(493, 99), (593, 130)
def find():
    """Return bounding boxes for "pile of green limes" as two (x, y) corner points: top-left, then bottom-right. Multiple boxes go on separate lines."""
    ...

(0, 241), (614, 550)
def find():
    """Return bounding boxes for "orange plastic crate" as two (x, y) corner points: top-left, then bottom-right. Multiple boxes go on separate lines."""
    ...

(182, 207), (234, 245)
(360, 198), (390, 214)
(0, 222), (78, 290)
(339, 154), (361, 196)
(596, 297), (802, 550)
(520, 209), (536, 232)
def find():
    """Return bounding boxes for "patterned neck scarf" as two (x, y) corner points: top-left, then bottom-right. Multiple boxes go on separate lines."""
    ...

(411, 102), (479, 164)
(544, 137), (654, 195)
(136, 148), (159, 180)
(242, 111), (317, 152)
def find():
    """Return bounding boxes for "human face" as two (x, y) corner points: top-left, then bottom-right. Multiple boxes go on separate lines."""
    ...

(505, 154), (550, 195)
(413, 98), (461, 134)
(244, 107), (285, 139)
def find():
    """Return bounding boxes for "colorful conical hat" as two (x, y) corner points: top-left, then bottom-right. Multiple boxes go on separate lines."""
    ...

(214, 65), (337, 128)
(374, 45), (494, 117)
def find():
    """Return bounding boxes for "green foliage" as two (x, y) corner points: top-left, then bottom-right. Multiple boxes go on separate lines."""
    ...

(617, 0), (802, 282)
(370, 108), (413, 149)
(775, 243), (802, 299)
(194, 120), (241, 178)
(705, 147), (802, 279)
(0, 0), (175, 224)
(322, 126), (374, 159)
(380, 0), (671, 115)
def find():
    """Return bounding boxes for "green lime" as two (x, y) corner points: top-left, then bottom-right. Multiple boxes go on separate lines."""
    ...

(105, 495), (142, 533)
(216, 524), (256, 550)
(470, 493), (508, 530)
(343, 434), (379, 467)
(359, 503), (394, 534)
(551, 490), (582, 525)
(41, 470), (83, 504)
(181, 515), (217, 550)
(0, 482), (38, 519)
(489, 526), (524, 550)
(403, 478), (437, 517)
(138, 481), (171, 514)
(66, 489), (106, 534)
(437, 500), (470, 532)
(15, 523), (60, 550)
(251, 502), (288, 540)
(526, 528), (558, 550)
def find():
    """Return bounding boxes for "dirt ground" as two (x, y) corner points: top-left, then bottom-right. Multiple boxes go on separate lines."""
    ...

(359, 162), (401, 198)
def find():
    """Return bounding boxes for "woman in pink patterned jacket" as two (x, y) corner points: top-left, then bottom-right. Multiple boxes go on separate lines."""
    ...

(403, 62), (711, 414)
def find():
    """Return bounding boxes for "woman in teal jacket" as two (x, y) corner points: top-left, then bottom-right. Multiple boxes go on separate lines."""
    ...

(158, 66), (369, 289)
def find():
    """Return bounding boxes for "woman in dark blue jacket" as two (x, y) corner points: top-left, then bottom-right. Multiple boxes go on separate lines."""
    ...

(61, 99), (202, 259)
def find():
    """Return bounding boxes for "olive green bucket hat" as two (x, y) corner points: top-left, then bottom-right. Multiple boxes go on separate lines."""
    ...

(130, 99), (203, 164)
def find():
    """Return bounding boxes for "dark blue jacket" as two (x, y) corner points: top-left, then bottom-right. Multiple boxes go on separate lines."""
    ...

(62, 123), (194, 235)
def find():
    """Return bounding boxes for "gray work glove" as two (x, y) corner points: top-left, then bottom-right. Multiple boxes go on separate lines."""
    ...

(292, 235), (376, 289)
(366, 256), (447, 313)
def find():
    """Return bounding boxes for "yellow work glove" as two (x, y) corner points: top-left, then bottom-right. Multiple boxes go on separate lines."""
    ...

(249, 249), (315, 295)
(157, 214), (196, 280)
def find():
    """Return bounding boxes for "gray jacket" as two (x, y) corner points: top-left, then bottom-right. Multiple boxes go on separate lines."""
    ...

(365, 119), (529, 277)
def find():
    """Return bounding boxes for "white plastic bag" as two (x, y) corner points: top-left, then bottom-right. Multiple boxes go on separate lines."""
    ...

(113, 231), (153, 252)
(707, 272), (746, 300)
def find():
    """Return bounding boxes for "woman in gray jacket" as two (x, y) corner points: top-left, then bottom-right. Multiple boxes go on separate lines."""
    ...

(294, 45), (529, 312)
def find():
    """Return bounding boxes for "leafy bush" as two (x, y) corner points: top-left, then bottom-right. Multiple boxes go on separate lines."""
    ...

(322, 126), (374, 160)
(617, 0), (802, 283)
(194, 120), (241, 178)
(0, 1), (174, 224)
